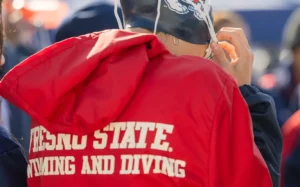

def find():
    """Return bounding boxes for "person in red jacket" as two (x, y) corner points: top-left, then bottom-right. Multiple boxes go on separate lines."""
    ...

(0, 0), (281, 187)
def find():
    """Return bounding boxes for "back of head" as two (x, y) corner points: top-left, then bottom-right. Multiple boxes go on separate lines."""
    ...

(120, 0), (214, 45)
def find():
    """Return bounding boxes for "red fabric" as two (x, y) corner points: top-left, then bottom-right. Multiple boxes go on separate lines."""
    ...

(0, 30), (272, 187)
(281, 110), (300, 187)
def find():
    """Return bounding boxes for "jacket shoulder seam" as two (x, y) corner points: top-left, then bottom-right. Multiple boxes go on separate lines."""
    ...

(207, 73), (234, 187)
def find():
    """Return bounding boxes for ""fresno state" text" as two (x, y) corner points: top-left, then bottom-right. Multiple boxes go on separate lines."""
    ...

(29, 122), (174, 152)
(27, 122), (187, 179)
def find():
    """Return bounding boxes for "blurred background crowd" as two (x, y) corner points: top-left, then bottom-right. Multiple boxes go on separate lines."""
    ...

(0, 0), (300, 186)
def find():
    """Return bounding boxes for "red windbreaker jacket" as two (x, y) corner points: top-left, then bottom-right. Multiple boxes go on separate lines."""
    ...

(0, 30), (272, 187)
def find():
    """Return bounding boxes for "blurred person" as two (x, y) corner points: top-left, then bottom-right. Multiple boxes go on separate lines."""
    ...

(55, 1), (121, 42)
(259, 8), (300, 126)
(3, 0), (69, 62)
(2, 0), (69, 155)
(0, 0), (281, 187)
(0, 0), (28, 186)
(214, 11), (250, 38)
(2, 0), (44, 155)
(274, 9), (300, 187)
(281, 107), (300, 187)
(23, 0), (69, 47)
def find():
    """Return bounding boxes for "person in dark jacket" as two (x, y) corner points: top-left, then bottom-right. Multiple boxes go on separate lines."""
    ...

(2, 40), (34, 156)
(241, 85), (282, 187)
(284, 142), (300, 187)
(2, 2), (47, 155)
(259, 8), (300, 126)
(0, 1), (28, 186)
(281, 110), (300, 187)
(55, 1), (121, 42)
(0, 125), (28, 187)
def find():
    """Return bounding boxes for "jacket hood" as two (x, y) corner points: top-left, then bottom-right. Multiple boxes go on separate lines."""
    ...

(0, 30), (168, 134)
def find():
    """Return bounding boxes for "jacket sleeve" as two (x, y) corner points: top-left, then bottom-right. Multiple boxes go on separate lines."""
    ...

(284, 141), (300, 187)
(209, 80), (273, 187)
(240, 85), (283, 187)
(0, 126), (28, 187)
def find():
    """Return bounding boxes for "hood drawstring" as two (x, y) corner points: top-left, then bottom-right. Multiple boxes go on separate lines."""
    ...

(114, 0), (124, 29)
(154, 0), (162, 34)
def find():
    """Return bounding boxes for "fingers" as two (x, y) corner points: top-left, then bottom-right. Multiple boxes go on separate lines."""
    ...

(217, 28), (253, 63)
(218, 41), (238, 61)
(211, 43), (229, 68)
(217, 29), (245, 56)
(221, 27), (250, 48)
